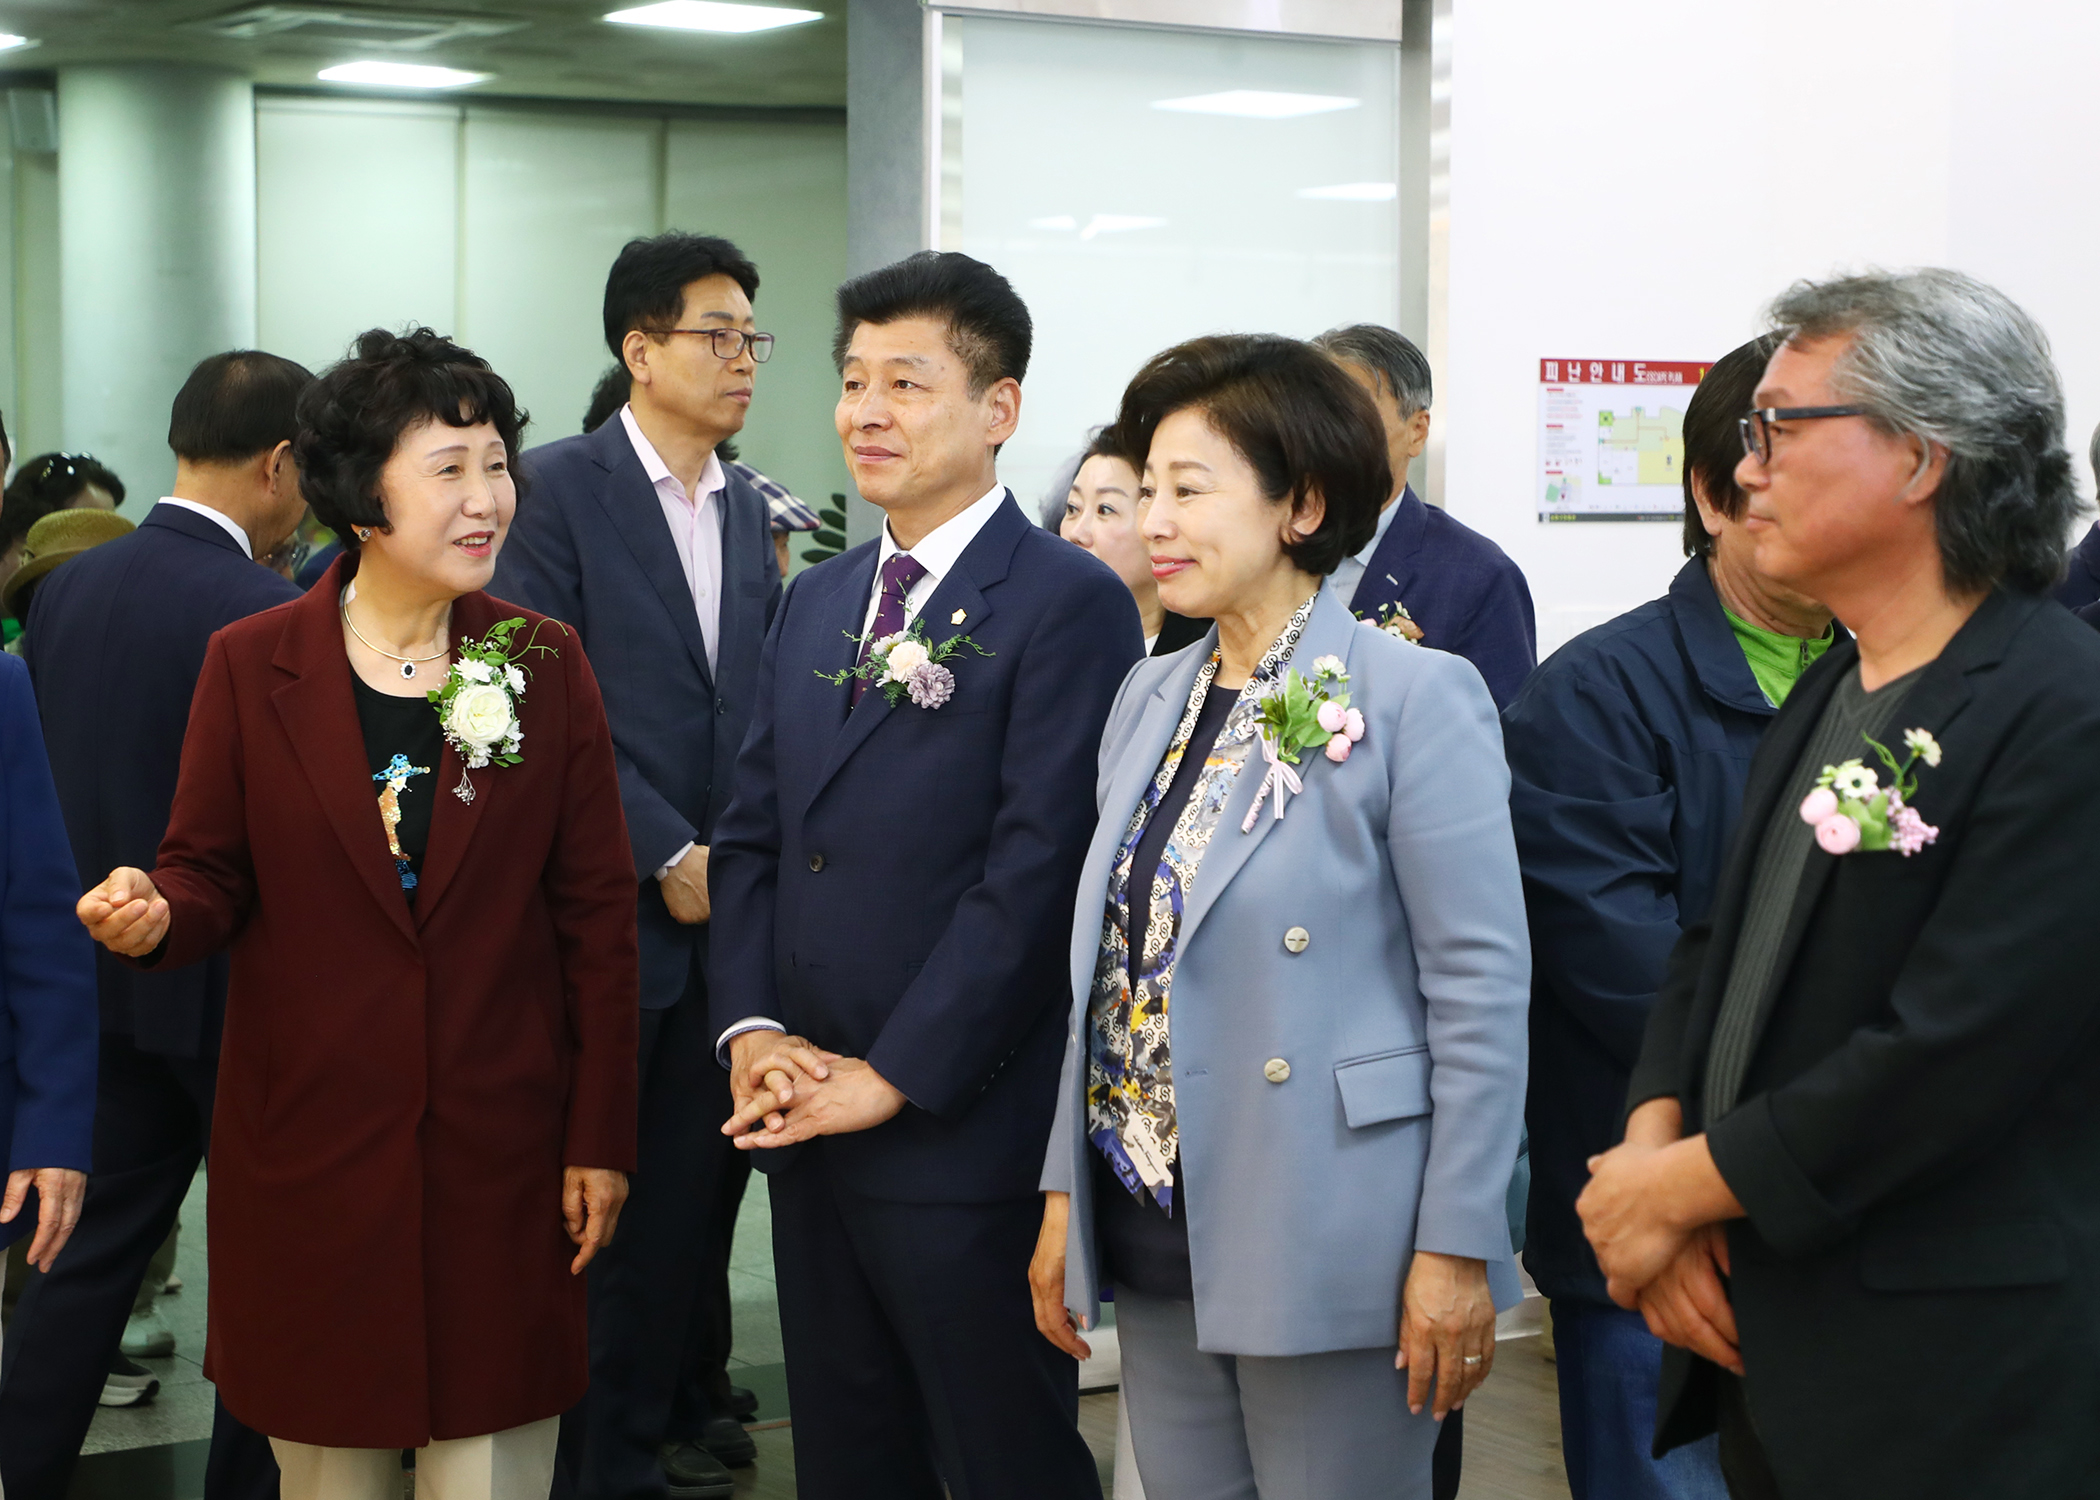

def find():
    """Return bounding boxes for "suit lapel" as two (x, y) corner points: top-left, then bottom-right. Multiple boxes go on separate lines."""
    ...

(1179, 586), (1358, 949)
(712, 468), (767, 694)
(1068, 642), (1216, 997)
(586, 422), (714, 689)
(1350, 488), (1427, 617)
(268, 573), (419, 946)
(412, 591), (510, 923)
(807, 497), (1022, 801)
(1731, 606), (1997, 1081)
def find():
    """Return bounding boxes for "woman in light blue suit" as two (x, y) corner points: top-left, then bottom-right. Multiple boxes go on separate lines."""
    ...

(1030, 335), (1529, 1499)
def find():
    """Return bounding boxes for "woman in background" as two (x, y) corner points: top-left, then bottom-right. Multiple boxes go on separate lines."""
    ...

(1061, 428), (1208, 657)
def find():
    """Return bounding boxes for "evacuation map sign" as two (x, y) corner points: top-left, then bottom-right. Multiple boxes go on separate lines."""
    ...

(1538, 358), (1710, 521)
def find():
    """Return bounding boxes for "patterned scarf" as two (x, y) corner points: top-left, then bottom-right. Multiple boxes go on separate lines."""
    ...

(1086, 595), (1316, 1212)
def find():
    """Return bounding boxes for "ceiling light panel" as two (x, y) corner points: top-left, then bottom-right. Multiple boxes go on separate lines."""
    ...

(1152, 91), (1360, 120)
(317, 60), (491, 89)
(0, 34), (32, 53)
(605, 2), (824, 33)
(192, 5), (524, 51)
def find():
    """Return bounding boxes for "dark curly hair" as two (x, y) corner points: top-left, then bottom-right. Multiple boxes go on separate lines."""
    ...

(295, 328), (527, 553)
(2, 453), (126, 547)
(1111, 334), (1387, 578)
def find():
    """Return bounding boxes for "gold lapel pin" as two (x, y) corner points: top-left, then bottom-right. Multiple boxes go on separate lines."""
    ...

(951, 608), (966, 626)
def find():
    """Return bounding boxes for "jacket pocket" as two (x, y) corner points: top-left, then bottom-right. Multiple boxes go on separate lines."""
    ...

(1334, 1045), (1432, 1129)
(1858, 1217), (2067, 1292)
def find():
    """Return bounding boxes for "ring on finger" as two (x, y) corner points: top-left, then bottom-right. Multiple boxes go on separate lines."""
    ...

(1461, 1354), (1483, 1366)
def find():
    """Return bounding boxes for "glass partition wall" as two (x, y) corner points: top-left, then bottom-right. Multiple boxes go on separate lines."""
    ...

(934, 11), (1403, 509)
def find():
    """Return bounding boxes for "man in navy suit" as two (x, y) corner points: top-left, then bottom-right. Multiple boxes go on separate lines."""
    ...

(491, 231), (782, 1500)
(2, 351), (311, 1500)
(1318, 324), (1538, 709)
(709, 252), (1140, 1499)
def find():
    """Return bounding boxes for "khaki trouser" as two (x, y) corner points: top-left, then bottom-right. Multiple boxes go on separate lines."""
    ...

(269, 1416), (559, 1500)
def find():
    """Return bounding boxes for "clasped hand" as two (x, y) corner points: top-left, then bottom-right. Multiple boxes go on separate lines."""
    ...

(720, 1030), (906, 1148)
(78, 867), (170, 957)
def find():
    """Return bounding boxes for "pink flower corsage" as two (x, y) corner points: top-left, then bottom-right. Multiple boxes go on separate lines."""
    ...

(1798, 728), (1942, 858)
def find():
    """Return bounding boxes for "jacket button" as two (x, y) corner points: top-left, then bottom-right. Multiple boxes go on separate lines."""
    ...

(1263, 1057), (1291, 1083)
(1283, 926), (1310, 954)
(808, 854), (825, 872)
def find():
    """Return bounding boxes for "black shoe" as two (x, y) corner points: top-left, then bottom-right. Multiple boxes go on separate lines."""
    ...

(725, 1384), (759, 1421)
(99, 1353), (160, 1409)
(660, 1440), (735, 1500)
(698, 1414), (757, 1469)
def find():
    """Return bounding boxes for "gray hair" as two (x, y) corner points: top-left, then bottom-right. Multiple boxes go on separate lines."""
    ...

(1768, 268), (2080, 595)
(1313, 324), (1432, 417)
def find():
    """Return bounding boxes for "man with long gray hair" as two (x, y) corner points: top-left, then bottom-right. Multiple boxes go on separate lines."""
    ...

(1577, 268), (2100, 1499)
(1316, 324), (1536, 707)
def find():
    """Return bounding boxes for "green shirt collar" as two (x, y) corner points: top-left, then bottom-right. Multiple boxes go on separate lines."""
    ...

(1724, 607), (1834, 708)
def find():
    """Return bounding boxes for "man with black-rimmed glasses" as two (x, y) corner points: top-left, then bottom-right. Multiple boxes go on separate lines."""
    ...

(494, 232), (783, 1500)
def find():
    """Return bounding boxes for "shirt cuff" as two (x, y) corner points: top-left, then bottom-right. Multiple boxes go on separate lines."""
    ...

(656, 841), (697, 881)
(715, 1017), (786, 1069)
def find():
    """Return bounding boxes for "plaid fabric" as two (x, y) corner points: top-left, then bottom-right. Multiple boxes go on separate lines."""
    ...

(730, 461), (822, 533)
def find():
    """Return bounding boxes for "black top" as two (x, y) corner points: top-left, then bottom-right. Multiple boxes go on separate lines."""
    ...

(1150, 611), (1212, 657)
(351, 676), (445, 902)
(1099, 678), (1237, 1300)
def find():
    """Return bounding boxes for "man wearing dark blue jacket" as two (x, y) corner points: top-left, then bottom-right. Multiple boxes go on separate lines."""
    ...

(709, 252), (1140, 1500)
(1502, 336), (1833, 1500)
(491, 231), (781, 1500)
(3, 350), (311, 1500)
(1317, 324), (1537, 709)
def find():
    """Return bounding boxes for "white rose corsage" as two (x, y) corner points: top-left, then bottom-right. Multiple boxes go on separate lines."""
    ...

(820, 618), (991, 709)
(427, 617), (564, 803)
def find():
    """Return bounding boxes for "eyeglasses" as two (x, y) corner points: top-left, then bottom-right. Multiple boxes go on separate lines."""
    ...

(1738, 406), (1869, 465)
(663, 328), (775, 364)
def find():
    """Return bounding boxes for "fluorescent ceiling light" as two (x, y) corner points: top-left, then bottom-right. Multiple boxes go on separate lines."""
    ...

(0, 34), (35, 53)
(1297, 182), (1396, 201)
(318, 60), (489, 89)
(1027, 215), (1078, 232)
(1152, 90), (1358, 120)
(605, 1), (823, 32)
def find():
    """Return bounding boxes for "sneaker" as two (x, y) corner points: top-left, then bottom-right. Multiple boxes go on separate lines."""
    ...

(121, 1305), (177, 1359)
(99, 1354), (160, 1408)
(659, 1440), (734, 1499)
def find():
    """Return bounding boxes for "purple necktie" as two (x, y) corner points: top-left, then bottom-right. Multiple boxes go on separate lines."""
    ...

(853, 552), (928, 705)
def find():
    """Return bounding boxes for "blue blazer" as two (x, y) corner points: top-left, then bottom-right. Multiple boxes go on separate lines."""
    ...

(1043, 585), (1531, 1355)
(24, 503), (299, 1057)
(0, 653), (98, 1238)
(493, 419), (782, 1009)
(708, 494), (1144, 1201)
(1348, 488), (1538, 710)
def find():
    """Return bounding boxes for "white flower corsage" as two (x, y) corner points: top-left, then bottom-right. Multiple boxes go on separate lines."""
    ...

(820, 618), (991, 710)
(1242, 654), (1366, 831)
(1370, 602), (1424, 643)
(427, 617), (565, 802)
(1798, 728), (1941, 857)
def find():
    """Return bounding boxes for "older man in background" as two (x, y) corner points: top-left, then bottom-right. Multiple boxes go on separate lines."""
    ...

(1316, 324), (1537, 708)
(1581, 270), (2100, 1500)
(1504, 334), (1835, 1500)
(2, 351), (311, 1500)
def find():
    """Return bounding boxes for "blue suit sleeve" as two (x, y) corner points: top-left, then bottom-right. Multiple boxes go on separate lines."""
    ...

(496, 468), (695, 877)
(1503, 656), (1681, 1073)
(1446, 560), (1538, 712)
(866, 571), (1145, 1120)
(0, 660), (98, 1173)
(705, 578), (793, 1047)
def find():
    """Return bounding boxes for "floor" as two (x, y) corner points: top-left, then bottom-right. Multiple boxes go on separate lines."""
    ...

(66, 1170), (1571, 1499)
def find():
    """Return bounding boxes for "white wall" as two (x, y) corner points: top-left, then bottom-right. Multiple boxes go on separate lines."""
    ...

(252, 99), (851, 555)
(1442, 0), (2100, 656)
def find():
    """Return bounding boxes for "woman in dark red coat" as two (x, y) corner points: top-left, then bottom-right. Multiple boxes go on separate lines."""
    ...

(78, 329), (638, 1500)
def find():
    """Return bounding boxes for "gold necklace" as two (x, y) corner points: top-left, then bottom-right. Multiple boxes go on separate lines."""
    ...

(341, 603), (450, 681)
